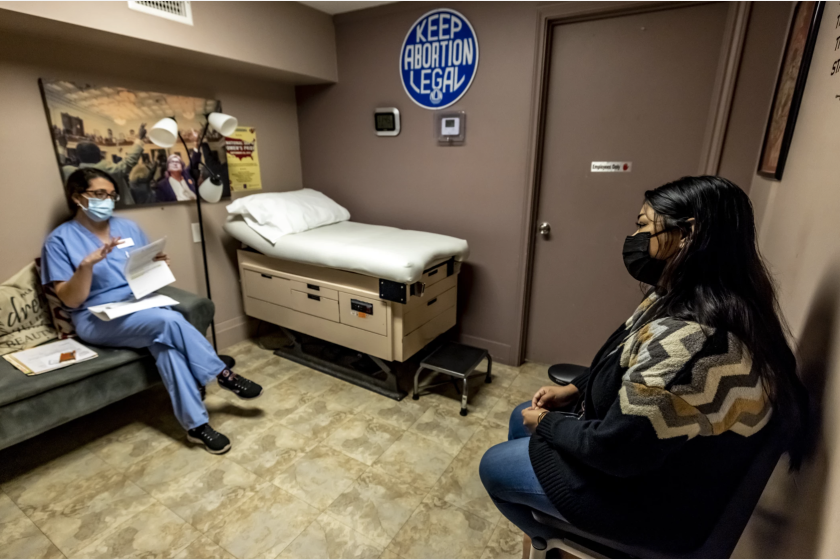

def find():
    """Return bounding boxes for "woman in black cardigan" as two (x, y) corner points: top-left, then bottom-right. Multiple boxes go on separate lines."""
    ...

(480, 176), (808, 555)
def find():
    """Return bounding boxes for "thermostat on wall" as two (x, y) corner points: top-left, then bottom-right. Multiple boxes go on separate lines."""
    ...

(435, 111), (466, 145)
(374, 107), (400, 136)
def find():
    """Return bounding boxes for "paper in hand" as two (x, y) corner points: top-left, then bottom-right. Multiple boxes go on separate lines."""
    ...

(125, 237), (175, 299)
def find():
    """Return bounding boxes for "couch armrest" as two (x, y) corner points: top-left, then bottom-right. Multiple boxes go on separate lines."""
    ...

(157, 286), (215, 334)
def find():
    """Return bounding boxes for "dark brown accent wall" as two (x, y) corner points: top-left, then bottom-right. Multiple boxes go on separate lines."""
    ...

(297, 1), (795, 365)
(297, 2), (541, 364)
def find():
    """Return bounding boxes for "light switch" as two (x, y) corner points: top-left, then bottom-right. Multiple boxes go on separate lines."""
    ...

(191, 223), (202, 243)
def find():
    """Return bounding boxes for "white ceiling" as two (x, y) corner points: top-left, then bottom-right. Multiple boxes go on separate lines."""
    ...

(298, 1), (396, 15)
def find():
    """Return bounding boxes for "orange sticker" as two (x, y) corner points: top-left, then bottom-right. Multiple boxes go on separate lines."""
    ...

(358, 312), (367, 318)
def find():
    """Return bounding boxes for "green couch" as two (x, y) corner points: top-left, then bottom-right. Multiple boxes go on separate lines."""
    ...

(0, 286), (214, 451)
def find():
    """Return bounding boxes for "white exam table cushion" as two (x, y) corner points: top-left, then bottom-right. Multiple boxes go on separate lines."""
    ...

(224, 217), (469, 284)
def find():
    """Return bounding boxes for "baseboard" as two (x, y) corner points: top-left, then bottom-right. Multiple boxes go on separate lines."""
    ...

(214, 315), (251, 351)
(457, 334), (512, 365)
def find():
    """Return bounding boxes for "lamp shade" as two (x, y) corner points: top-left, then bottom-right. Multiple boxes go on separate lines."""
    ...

(149, 118), (178, 148)
(207, 112), (238, 136)
(199, 176), (223, 203)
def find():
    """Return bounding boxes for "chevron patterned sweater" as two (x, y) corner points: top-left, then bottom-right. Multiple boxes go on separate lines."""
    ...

(529, 294), (773, 551)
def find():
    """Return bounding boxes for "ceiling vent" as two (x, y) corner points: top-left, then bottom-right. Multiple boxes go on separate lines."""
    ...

(127, 1), (193, 25)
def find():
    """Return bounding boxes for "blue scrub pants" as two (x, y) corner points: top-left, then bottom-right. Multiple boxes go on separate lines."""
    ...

(74, 308), (225, 430)
(479, 401), (567, 538)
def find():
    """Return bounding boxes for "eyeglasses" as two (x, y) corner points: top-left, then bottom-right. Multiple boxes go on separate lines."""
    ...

(84, 190), (120, 202)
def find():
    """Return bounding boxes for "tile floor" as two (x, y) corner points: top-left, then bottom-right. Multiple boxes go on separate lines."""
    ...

(0, 338), (548, 559)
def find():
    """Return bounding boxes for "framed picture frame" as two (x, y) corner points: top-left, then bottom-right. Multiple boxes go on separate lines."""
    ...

(758, 1), (824, 180)
(39, 79), (232, 207)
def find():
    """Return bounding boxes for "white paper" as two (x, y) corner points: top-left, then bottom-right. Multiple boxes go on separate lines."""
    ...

(4, 339), (97, 375)
(125, 238), (175, 299)
(88, 294), (179, 321)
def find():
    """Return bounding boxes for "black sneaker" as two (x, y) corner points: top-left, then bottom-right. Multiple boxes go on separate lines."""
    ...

(187, 424), (231, 454)
(197, 381), (206, 401)
(218, 370), (263, 400)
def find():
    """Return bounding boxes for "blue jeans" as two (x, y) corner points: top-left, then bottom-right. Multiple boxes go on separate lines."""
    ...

(74, 307), (225, 430)
(479, 401), (567, 538)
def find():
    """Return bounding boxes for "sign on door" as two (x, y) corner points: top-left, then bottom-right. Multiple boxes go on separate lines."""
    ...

(591, 162), (632, 172)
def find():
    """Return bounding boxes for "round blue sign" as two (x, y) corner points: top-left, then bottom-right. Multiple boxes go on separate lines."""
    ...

(400, 9), (479, 110)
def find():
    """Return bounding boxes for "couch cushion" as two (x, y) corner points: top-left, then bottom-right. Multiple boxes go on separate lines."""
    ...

(0, 344), (147, 407)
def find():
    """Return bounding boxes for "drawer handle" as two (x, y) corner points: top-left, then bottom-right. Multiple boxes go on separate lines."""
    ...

(427, 298), (438, 306)
(307, 284), (320, 291)
(261, 273), (272, 279)
(307, 294), (321, 302)
(428, 269), (439, 277)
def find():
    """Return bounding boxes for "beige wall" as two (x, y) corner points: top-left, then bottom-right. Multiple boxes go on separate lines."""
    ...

(0, 29), (305, 349)
(296, 1), (793, 365)
(733, 2), (840, 556)
(0, 1), (338, 83)
(719, 2), (796, 191)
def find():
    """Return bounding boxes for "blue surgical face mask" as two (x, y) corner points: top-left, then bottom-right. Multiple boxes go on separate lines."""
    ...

(79, 197), (114, 222)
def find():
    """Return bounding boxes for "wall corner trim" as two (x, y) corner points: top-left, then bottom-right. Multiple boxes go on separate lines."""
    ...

(699, 1), (752, 175)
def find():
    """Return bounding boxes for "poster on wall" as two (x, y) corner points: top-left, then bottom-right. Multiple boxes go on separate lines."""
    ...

(39, 79), (231, 207)
(758, 1), (824, 180)
(225, 127), (262, 192)
(400, 8), (479, 110)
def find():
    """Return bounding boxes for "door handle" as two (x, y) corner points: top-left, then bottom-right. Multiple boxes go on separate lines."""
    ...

(538, 222), (551, 238)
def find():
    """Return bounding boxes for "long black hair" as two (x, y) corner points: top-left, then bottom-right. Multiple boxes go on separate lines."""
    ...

(64, 168), (117, 214)
(644, 176), (808, 463)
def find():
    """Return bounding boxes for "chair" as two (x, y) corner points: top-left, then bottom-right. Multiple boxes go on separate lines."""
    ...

(527, 419), (787, 559)
(548, 363), (589, 386)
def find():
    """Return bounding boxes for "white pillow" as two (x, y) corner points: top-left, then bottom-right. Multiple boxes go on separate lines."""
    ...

(226, 189), (351, 243)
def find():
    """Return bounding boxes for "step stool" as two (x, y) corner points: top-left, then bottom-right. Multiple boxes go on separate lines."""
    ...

(412, 342), (492, 416)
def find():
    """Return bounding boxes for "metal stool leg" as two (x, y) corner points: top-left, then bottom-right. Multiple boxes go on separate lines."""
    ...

(460, 376), (469, 416)
(485, 354), (493, 384)
(412, 366), (424, 400)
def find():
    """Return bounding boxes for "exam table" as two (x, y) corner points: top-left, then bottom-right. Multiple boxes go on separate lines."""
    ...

(224, 217), (469, 396)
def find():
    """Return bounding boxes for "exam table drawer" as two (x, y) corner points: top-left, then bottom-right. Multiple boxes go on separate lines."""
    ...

(403, 286), (457, 335)
(290, 280), (339, 301)
(242, 269), (290, 307)
(339, 292), (387, 336)
(422, 261), (450, 289)
(290, 290), (339, 322)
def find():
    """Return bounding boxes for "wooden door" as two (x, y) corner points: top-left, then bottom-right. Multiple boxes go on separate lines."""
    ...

(526, 3), (729, 365)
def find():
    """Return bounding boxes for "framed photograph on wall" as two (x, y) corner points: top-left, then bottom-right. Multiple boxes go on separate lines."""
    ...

(758, 1), (824, 180)
(39, 79), (231, 207)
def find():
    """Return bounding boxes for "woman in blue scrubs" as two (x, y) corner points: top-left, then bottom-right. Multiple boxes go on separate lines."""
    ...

(41, 168), (263, 454)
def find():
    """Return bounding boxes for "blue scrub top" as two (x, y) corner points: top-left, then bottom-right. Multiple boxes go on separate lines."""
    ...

(41, 217), (149, 311)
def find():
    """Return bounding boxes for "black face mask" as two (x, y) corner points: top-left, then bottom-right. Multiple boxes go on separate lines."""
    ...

(623, 232), (666, 286)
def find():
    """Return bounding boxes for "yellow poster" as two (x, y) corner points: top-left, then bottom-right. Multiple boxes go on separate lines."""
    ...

(225, 126), (262, 192)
